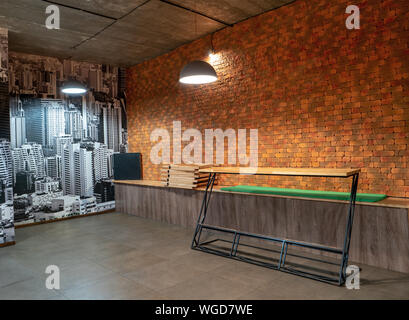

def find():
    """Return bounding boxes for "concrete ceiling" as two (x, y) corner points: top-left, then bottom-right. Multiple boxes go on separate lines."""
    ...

(0, 0), (296, 66)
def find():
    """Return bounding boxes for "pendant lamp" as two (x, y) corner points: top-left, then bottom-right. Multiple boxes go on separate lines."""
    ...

(179, 60), (218, 85)
(61, 79), (87, 94)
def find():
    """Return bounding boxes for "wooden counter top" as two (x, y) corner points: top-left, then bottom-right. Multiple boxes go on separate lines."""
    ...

(114, 180), (409, 209)
(114, 180), (164, 187)
(200, 167), (361, 177)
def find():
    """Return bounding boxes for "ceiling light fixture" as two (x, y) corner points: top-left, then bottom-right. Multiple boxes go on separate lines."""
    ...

(179, 60), (218, 84)
(179, 32), (218, 85)
(61, 79), (87, 95)
(178, 7), (218, 85)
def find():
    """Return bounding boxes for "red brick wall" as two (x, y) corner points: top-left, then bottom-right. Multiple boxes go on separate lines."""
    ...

(127, 0), (409, 197)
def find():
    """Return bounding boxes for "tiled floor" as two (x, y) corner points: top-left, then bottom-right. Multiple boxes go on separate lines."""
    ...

(0, 212), (408, 300)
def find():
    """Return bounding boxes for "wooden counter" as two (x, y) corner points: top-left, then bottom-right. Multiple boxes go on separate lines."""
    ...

(115, 180), (409, 273)
(114, 180), (409, 209)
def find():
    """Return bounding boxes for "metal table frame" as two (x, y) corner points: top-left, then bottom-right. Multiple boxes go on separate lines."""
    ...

(191, 168), (360, 286)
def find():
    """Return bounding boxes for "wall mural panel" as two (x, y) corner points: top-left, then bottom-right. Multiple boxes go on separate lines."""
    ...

(0, 28), (14, 245)
(8, 51), (127, 226)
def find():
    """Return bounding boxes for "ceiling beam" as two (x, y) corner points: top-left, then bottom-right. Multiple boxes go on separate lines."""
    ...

(41, 0), (117, 21)
(70, 0), (152, 51)
(159, 0), (233, 27)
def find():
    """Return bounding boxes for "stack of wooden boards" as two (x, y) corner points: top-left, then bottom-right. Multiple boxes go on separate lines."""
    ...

(161, 164), (216, 189)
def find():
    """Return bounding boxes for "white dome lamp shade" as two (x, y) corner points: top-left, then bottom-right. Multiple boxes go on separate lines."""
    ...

(61, 79), (88, 95)
(179, 60), (218, 84)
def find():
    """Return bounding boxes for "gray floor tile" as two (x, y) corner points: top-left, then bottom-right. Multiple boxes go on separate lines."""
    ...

(211, 259), (283, 289)
(123, 259), (203, 291)
(167, 251), (232, 272)
(63, 274), (163, 300)
(59, 260), (115, 291)
(96, 250), (167, 274)
(0, 258), (36, 288)
(0, 277), (61, 300)
(160, 273), (255, 300)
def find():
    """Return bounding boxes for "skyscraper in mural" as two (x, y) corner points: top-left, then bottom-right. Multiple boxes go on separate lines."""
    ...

(10, 101), (26, 148)
(45, 155), (62, 180)
(100, 103), (123, 152)
(65, 104), (83, 140)
(23, 99), (66, 153)
(0, 140), (13, 189)
(62, 143), (93, 198)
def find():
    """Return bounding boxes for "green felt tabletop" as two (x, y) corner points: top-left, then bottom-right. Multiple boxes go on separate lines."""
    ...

(220, 186), (387, 203)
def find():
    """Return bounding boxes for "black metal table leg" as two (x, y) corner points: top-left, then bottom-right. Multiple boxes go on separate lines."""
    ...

(339, 173), (359, 285)
(191, 173), (217, 248)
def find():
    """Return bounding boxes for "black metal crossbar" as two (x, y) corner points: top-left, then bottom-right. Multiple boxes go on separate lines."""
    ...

(191, 170), (360, 286)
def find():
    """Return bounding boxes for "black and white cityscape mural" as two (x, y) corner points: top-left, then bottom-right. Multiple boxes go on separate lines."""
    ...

(8, 51), (127, 226)
(0, 28), (14, 244)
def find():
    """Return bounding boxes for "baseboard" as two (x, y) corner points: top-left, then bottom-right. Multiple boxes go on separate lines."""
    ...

(0, 241), (16, 248)
(15, 209), (116, 229)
